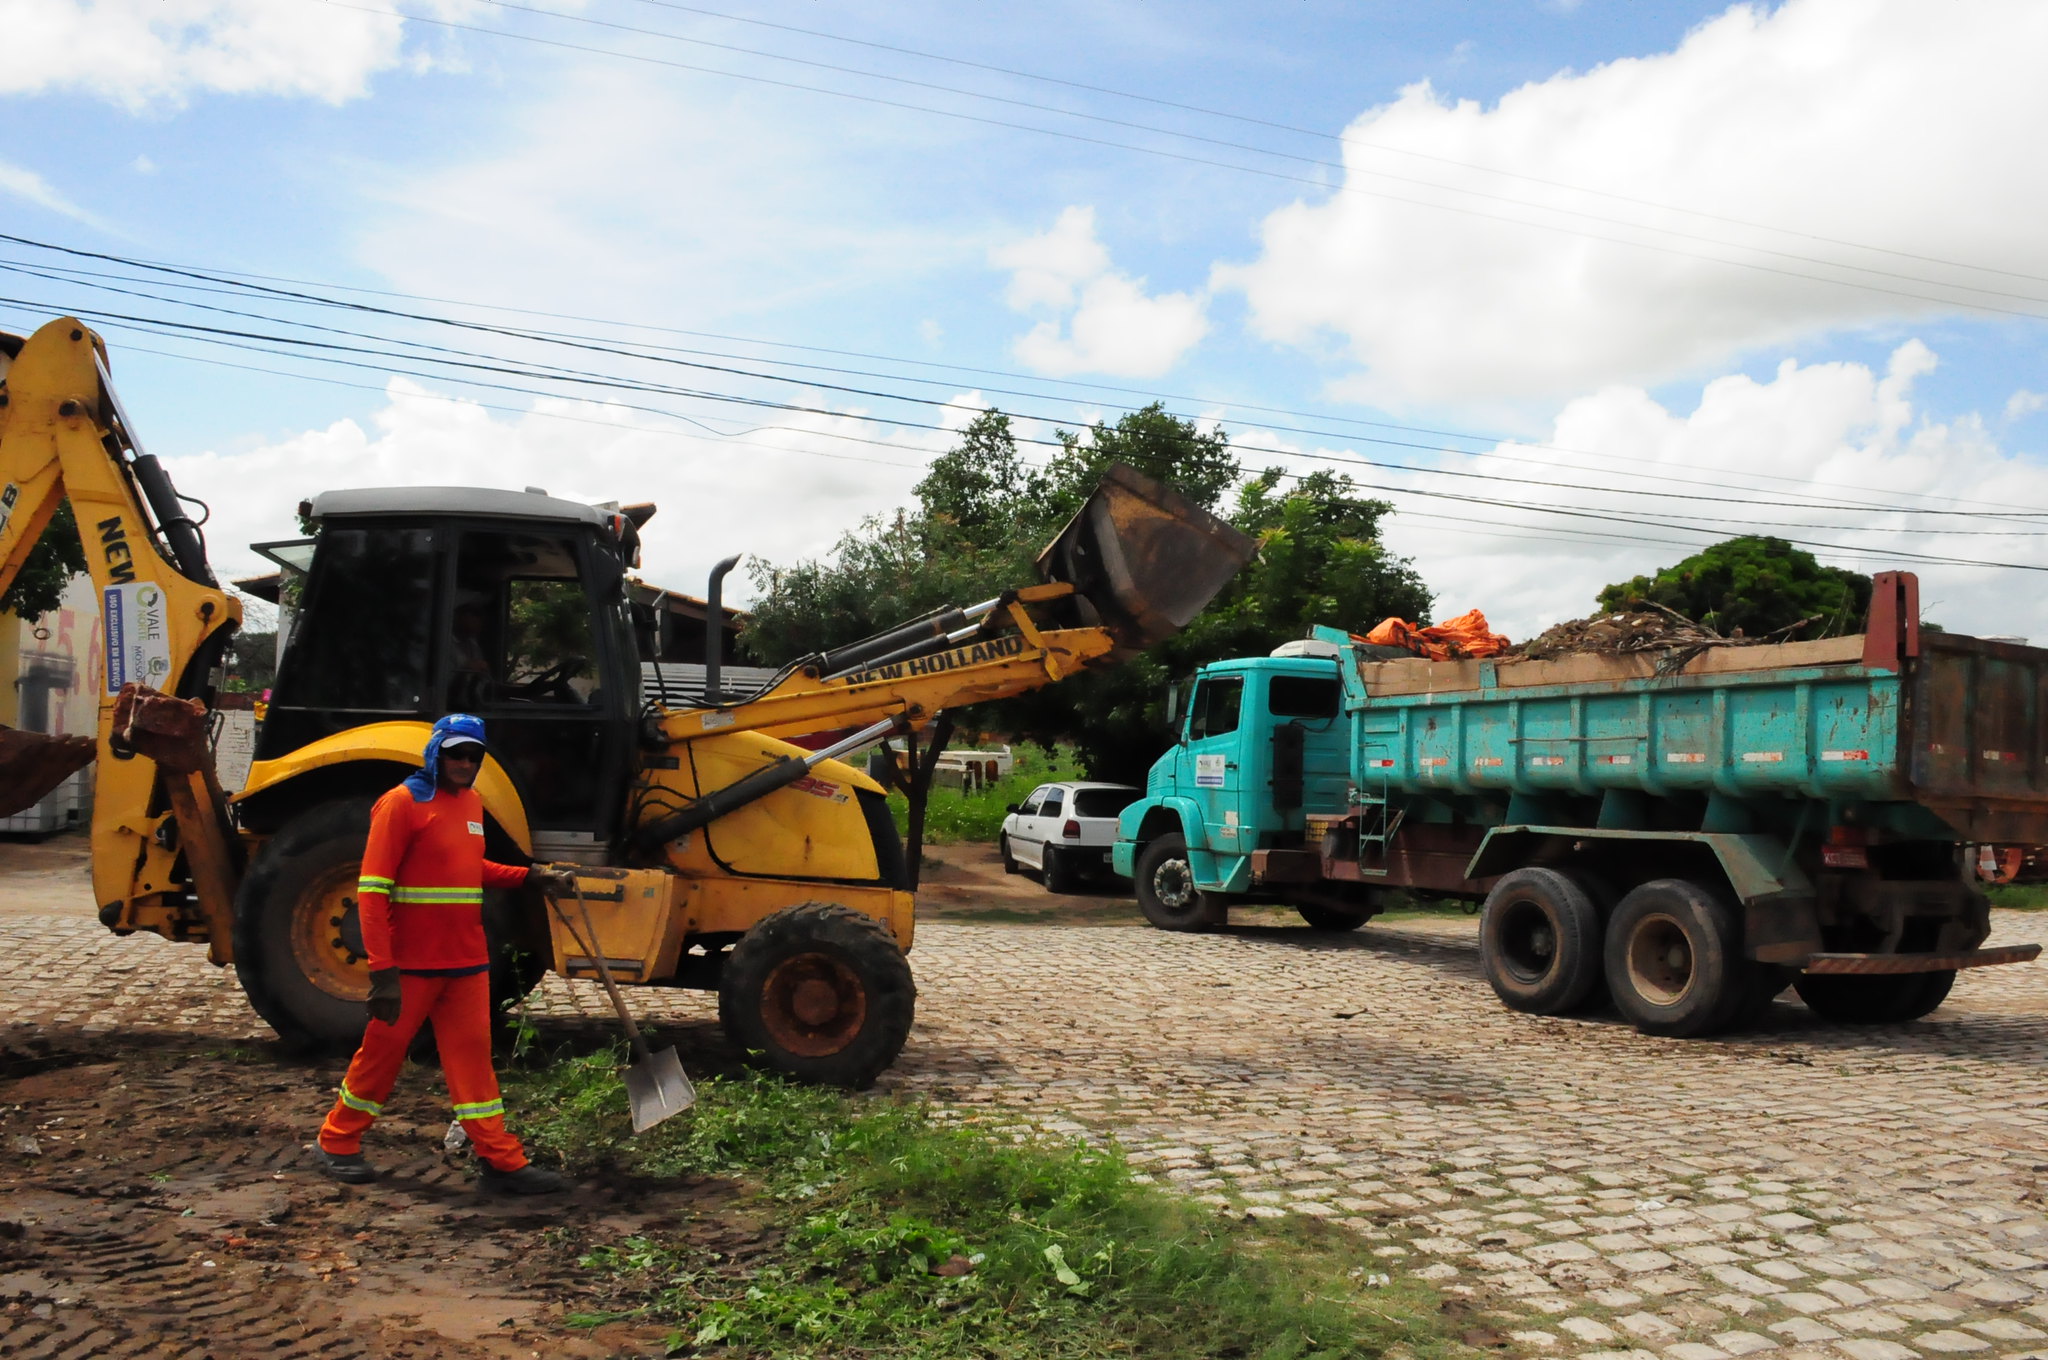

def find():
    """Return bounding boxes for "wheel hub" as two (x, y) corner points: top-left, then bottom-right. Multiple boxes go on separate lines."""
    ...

(289, 866), (371, 1002)
(1627, 913), (1695, 1005)
(1152, 858), (1194, 910)
(760, 952), (868, 1057)
(1497, 899), (1558, 982)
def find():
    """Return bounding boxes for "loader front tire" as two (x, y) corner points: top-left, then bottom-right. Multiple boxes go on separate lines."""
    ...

(718, 902), (916, 1089)
(234, 797), (547, 1054)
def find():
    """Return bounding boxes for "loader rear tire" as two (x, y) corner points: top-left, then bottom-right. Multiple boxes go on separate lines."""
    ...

(1479, 868), (1604, 1016)
(718, 902), (916, 1089)
(234, 798), (547, 1054)
(1135, 834), (1224, 932)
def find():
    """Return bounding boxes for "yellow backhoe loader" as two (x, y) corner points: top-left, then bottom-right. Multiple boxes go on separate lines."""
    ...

(0, 317), (1252, 1086)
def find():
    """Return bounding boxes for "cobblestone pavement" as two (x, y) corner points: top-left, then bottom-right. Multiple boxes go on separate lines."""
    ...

(10, 909), (2048, 1360)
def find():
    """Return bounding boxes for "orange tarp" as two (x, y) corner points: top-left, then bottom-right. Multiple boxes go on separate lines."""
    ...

(1362, 608), (1511, 661)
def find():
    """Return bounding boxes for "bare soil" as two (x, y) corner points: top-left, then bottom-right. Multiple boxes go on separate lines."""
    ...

(0, 832), (95, 918)
(0, 1033), (770, 1359)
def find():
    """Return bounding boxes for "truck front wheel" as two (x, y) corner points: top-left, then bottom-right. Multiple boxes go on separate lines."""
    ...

(1793, 969), (1955, 1024)
(718, 902), (916, 1089)
(1604, 878), (1744, 1038)
(1134, 834), (1223, 931)
(1479, 868), (1604, 1015)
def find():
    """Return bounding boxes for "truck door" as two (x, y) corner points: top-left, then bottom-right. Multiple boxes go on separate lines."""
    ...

(1183, 673), (1246, 855)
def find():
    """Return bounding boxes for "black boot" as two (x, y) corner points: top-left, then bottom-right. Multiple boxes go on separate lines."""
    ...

(314, 1146), (379, 1184)
(479, 1162), (567, 1195)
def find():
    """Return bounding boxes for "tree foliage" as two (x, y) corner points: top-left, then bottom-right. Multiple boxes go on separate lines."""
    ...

(0, 501), (88, 621)
(744, 405), (1432, 781)
(1597, 536), (1872, 639)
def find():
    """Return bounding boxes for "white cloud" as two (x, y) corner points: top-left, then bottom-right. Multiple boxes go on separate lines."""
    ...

(1230, 341), (2048, 641)
(1216, 0), (2048, 406)
(162, 377), (957, 601)
(0, 159), (101, 225)
(993, 207), (1209, 379)
(2008, 390), (2048, 422)
(0, 0), (493, 109)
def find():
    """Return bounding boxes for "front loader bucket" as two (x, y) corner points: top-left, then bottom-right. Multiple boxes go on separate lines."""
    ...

(0, 727), (95, 819)
(1036, 463), (1256, 652)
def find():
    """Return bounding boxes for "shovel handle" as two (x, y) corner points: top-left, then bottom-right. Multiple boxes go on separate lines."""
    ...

(547, 883), (655, 1066)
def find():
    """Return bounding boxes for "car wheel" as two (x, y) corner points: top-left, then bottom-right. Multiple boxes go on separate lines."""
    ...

(1134, 833), (1222, 931)
(1044, 846), (1077, 894)
(999, 833), (1020, 874)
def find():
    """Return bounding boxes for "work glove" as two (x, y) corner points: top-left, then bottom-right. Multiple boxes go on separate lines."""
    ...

(528, 864), (578, 897)
(367, 967), (402, 1027)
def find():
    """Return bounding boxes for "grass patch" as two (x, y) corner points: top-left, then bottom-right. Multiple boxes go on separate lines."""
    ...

(1987, 883), (2048, 911)
(888, 744), (1087, 845)
(505, 1052), (1448, 1359)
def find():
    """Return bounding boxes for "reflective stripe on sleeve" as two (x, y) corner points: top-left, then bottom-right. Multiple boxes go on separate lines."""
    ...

(356, 875), (395, 894)
(452, 1098), (506, 1121)
(339, 1082), (384, 1116)
(389, 887), (485, 905)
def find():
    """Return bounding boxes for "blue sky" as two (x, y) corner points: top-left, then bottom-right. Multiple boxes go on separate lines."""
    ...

(3, 0), (2044, 638)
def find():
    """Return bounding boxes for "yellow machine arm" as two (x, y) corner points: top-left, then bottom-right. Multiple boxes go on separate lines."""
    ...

(0, 318), (243, 957)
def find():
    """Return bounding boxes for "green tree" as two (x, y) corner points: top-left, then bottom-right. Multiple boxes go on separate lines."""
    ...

(1597, 536), (1872, 638)
(0, 501), (88, 621)
(744, 406), (1432, 781)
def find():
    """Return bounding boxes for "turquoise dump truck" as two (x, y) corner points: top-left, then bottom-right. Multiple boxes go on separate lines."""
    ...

(1113, 573), (2045, 1037)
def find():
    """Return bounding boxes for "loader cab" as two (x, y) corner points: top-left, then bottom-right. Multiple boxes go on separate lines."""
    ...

(255, 488), (644, 849)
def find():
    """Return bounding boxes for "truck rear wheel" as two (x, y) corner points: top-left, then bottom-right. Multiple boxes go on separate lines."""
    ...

(1604, 878), (1744, 1038)
(1793, 969), (1956, 1024)
(718, 901), (916, 1089)
(233, 798), (547, 1053)
(1479, 868), (1604, 1015)
(1134, 833), (1223, 931)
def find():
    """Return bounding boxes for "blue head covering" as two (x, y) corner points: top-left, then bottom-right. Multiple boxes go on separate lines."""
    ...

(404, 713), (489, 802)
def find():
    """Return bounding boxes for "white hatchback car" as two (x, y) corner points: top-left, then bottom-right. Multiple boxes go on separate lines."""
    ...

(999, 781), (1141, 893)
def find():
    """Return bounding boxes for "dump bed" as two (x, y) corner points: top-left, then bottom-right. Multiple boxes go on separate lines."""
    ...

(1342, 630), (2048, 844)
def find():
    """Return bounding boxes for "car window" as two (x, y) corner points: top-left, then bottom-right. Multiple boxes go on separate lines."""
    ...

(1017, 788), (1046, 817)
(1073, 788), (1139, 818)
(1269, 675), (1340, 718)
(1188, 675), (1244, 740)
(1039, 789), (1065, 818)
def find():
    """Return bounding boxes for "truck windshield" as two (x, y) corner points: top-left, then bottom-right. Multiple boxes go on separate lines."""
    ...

(1269, 675), (1340, 718)
(1188, 675), (1244, 740)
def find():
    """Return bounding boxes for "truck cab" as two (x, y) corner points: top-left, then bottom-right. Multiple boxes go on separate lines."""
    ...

(1113, 647), (1365, 930)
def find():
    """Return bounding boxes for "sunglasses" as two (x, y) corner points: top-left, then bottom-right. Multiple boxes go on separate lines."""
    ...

(441, 748), (485, 764)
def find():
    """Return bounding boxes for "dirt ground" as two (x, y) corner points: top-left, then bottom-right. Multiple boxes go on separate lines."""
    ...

(0, 833), (1143, 1360)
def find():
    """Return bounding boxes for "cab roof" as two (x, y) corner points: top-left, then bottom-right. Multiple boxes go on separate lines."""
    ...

(306, 486), (609, 528)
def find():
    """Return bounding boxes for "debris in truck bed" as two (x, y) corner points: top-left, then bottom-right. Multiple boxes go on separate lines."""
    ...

(1517, 603), (1735, 661)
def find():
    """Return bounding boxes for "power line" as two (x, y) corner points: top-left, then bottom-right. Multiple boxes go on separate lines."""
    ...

(327, 0), (2048, 320)
(621, 0), (2048, 292)
(10, 230), (2031, 519)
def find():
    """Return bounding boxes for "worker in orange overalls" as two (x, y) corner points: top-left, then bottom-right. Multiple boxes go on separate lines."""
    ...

(313, 713), (574, 1193)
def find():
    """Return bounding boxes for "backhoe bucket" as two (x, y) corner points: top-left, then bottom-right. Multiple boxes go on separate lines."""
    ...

(1036, 463), (1256, 652)
(0, 727), (95, 820)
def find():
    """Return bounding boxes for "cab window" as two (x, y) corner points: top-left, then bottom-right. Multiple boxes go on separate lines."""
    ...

(450, 532), (600, 710)
(1269, 675), (1340, 719)
(1187, 675), (1244, 740)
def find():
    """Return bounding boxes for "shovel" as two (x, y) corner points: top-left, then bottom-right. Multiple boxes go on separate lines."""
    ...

(546, 882), (696, 1132)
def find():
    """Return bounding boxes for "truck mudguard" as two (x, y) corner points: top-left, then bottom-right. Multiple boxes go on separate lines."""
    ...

(1467, 826), (1812, 905)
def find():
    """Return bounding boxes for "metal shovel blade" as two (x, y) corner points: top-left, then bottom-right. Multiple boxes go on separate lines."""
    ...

(623, 1045), (696, 1133)
(1035, 462), (1256, 654)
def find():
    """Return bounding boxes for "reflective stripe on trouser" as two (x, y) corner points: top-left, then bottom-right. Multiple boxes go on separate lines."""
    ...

(317, 971), (528, 1172)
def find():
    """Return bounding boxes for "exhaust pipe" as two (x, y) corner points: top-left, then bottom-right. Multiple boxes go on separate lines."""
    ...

(703, 553), (742, 702)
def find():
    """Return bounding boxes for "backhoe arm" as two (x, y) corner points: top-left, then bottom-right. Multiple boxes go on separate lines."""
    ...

(0, 318), (243, 959)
